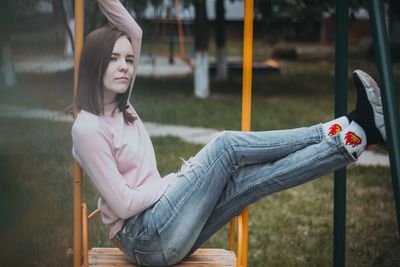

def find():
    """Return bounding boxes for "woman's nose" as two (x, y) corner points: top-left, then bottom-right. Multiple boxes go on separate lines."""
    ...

(118, 59), (128, 71)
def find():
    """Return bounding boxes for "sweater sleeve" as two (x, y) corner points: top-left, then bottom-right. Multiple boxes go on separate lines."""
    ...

(97, 0), (142, 80)
(72, 121), (172, 219)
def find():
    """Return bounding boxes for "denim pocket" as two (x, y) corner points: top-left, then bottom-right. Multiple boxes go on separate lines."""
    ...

(131, 249), (166, 266)
(121, 212), (158, 241)
(130, 248), (179, 266)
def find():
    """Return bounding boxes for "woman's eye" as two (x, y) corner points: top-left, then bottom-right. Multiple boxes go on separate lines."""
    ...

(126, 59), (134, 64)
(110, 57), (117, 61)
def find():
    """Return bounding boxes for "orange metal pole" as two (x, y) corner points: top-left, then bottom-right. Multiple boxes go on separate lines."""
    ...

(239, 0), (254, 266)
(175, 0), (186, 58)
(229, 218), (235, 251)
(241, 208), (249, 267)
(73, 1), (84, 267)
(81, 203), (89, 267)
(74, 0), (84, 116)
(73, 163), (83, 267)
(159, 6), (169, 56)
(242, 0), (254, 132)
(236, 215), (244, 267)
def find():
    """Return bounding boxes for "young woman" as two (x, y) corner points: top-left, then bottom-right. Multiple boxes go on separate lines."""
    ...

(72, 0), (386, 266)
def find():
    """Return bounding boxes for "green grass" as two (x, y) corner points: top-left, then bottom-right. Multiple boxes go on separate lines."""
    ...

(1, 61), (399, 266)
(3, 14), (400, 266)
(0, 116), (398, 266)
(2, 60), (399, 131)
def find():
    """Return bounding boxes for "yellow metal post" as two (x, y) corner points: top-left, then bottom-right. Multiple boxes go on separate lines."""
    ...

(175, 0), (186, 59)
(241, 208), (249, 267)
(242, 0), (253, 131)
(73, 1), (84, 267)
(73, 163), (83, 267)
(229, 219), (235, 251)
(236, 215), (244, 267)
(74, 0), (84, 113)
(81, 203), (89, 267)
(240, 0), (254, 266)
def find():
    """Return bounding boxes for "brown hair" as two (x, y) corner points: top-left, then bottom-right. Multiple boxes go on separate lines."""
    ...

(75, 25), (135, 124)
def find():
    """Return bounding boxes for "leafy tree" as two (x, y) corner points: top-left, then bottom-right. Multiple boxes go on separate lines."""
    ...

(389, 0), (400, 42)
(254, 0), (328, 43)
(123, 0), (148, 21)
(9, 0), (40, 16)
(253, 0), (375, 43)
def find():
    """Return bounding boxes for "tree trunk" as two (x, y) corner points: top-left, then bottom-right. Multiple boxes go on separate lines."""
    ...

(65, 18), (75, 57)
(193, 0), (209, 98)
(64, 0), (74, 57)
(0, 0), (16, 87)
(1, 45), (17, 87)
(194, 51), (209, 98)
(215, 0), (227, 79)
(52, 0), (74, 57)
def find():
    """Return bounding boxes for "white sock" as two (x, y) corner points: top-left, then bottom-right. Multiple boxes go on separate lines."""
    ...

(339, 121), (367, 157)
(322, 116), (349, 138)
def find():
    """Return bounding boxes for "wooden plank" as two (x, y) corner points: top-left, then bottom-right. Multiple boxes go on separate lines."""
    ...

(88, 248), (236, 267)
(90, 248), (124, 254)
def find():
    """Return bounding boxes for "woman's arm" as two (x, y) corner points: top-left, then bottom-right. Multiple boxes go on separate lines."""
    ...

(72, 121), (171, 219)
(97, 0), (143, 77)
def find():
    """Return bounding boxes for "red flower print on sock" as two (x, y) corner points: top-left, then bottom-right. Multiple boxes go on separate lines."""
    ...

(328, 123), (343, 136)
(345, 131), (362, 147)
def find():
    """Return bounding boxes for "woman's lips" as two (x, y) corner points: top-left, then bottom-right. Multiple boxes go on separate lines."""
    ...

(115, 77), (129, 82)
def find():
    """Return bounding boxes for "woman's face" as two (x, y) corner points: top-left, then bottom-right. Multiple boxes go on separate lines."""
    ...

(103, 36), (134, 104)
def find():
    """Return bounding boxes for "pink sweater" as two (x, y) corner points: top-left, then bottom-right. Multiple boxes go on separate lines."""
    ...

(72, 0), (176, 239)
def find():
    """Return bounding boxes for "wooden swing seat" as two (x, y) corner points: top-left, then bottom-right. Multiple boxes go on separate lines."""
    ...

(88, 247), (236, 267)
(81, 205), (237, 267)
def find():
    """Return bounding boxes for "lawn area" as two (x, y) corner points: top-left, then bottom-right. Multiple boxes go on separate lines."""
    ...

(3, 60), (399, 131)
(0, 116), (398, 266)
(0, 61), (399, 266)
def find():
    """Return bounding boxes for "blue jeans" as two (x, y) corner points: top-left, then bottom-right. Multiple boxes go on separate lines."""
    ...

(115, 124), (355, 266)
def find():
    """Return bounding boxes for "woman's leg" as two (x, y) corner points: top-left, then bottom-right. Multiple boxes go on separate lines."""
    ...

(147, 125), (357, 265)
(189, 134), (355, 252)
(116, 70), (385, 266)
(116, 125), (326, 266)
(189, 69), (387, 252)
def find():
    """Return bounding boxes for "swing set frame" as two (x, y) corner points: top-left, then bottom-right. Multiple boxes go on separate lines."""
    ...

(72, 0), (254, 266)
(72, 0), (400, 266)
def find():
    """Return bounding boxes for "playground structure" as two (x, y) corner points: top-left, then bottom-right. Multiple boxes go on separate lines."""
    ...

(333, 1), (400, 265)
(72, 0), (253, 266)
(71, 0), (400, 267)
(143, 0), (189, 63)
